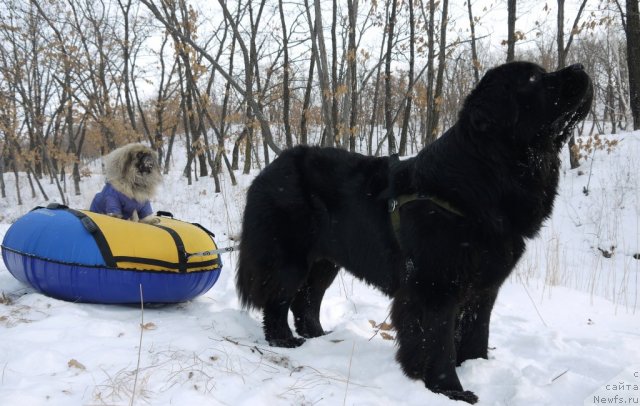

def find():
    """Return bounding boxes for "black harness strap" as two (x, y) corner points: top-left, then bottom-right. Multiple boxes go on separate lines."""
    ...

(388, 193), (464, 243)
(386, 155), (465, 246)
(45, 204), (117, 268)
(191, 222), (216, 238)
(111, 255), (218, 270)
(152, 224), (188, 273)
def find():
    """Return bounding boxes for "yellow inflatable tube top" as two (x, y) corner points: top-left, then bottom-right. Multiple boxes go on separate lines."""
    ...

(82, 210), (220, 273)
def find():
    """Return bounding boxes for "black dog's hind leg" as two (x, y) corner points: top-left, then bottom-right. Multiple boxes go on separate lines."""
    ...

(262, 263), (309, 348)
(263, 300), (305, 348)
(291, 260), (339, 338)
(455, 288), (499, 365)
(391, 288), (478, 404)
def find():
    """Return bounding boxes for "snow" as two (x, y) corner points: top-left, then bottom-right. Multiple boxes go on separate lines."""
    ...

(1, 133), (639, 405)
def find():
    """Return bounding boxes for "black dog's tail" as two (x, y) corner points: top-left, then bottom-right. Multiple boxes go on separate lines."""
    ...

(236, 201), (267, 310)
(235, 146), (316, 311)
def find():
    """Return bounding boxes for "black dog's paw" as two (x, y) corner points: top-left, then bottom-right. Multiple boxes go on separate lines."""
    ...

(295, 319), (331, 338)
(267, 336), (306, 348)
(299, 329), (332, 339)
(436, 389), (478, 404)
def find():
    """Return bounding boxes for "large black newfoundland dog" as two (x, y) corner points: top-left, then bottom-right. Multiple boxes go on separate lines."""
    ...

(237, 61), (592, 403)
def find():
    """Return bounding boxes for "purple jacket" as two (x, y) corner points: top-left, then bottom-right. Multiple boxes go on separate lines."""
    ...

(90, 183), (153, 220)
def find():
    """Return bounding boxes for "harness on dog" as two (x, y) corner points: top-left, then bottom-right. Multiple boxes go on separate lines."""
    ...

(388, 194), (464, 243)
(386, 154), (464, 245)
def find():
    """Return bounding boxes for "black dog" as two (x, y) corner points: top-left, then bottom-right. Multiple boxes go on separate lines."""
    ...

(236, 61), (592, 403)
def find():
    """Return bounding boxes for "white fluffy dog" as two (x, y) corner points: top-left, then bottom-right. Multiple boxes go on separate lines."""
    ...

(90, 143), (162, 224)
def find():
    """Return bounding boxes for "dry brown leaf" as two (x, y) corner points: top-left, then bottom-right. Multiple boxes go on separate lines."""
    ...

(378, 322), (393, 331)
(68, 359), (86, 370)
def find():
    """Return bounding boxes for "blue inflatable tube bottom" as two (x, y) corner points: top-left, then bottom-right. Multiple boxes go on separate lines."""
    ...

(2, 249), (221, 304)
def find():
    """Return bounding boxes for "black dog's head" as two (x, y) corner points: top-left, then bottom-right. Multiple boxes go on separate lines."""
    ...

(462, 61), (593, 150)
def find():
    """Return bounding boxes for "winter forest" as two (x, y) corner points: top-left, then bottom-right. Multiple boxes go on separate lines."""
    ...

(2, 1), (640, 405)
(0, 0), (639, 204)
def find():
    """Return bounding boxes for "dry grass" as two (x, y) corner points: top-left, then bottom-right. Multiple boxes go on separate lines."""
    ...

(514, 137), (639, 314)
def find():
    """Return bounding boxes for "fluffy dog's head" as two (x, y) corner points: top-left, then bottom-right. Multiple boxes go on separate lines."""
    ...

(462, 61), (593, 150)
(105, 143), (162, 202)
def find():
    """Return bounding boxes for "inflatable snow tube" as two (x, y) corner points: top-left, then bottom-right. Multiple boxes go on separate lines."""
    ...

(1, 204), (222, 304)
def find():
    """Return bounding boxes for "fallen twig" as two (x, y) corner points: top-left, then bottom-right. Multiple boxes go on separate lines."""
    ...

(130, 284), (145, 406)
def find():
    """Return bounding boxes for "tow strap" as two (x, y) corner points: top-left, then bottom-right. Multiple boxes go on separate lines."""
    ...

(156, 211), (239, 259)
(186, 245), (240, 258)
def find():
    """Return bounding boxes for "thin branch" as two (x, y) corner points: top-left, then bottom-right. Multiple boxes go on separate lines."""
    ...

(130, 284), (145, 406)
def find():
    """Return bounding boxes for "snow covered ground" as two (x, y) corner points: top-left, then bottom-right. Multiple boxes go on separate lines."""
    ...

(1, 133), (639, 405)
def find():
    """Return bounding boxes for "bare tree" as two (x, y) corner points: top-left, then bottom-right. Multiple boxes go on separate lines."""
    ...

(141, 0), (282, 161)
(0, 143), (6, 199)
(278, 0), (293, 149)
(424, 0), (449, 145)
(618, 0), (640, 129)
(384, 0), (399, 154)
(346, 0), (359, 152)
(422, 0), (436, 145)
(307, 0), (335, 146)
(467, 0), (480, 83)
(507, 0), (516, 61)
(557, 0), (588, 169)
(31, 0), (101, 198)
(151, 32), (179, 164)
(330, 0), (340, 147)
(398, 0), (415, 156)
(300, 37), (316, 146)
(556, 0), (588, 69)
(116, 0), (137, 132)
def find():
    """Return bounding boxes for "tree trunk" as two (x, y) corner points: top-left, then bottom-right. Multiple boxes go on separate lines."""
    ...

(153, 35), (173, 164)
(384, 0), (398, 155)
(232, 128), (247, 171)
(557, 0), (566, 69)
(309, 0), (335, 146)
(507, 0), (516, 62)
(558, 0), (589, 168)
(368, 60), (384, 155)
(468, 0), (480, 83)
(399, 0), (415, 156)
(278, 0), (293, 149)
(331, 0), (340, 147)
(424, 0), (436, 145)
(626, 0), (640, 129)
(425, 0), (449, 145)
(0, 149), (6, 198)
(300, 49), (315, 146)
(243, 115), (253, 174)
(7, 143), (22, 205)
(164, 121), (179, 174)
(118, 0), (137, 133)
(346, 0), (359, 152)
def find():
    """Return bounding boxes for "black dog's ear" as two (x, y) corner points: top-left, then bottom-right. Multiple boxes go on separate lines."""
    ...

(468, 98), (519, 135)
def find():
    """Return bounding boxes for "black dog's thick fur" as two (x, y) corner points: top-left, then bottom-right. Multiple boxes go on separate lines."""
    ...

(236, 61), (592, 403)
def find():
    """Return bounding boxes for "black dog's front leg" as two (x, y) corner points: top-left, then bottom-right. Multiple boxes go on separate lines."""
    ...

(391, 289), (478, 404)
(455, 288), (499, 365)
